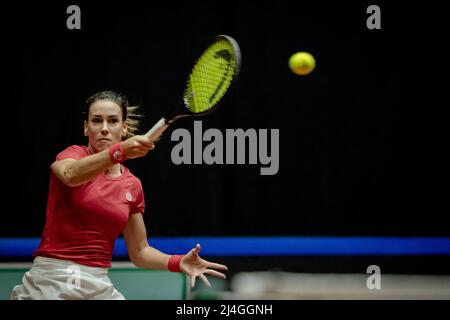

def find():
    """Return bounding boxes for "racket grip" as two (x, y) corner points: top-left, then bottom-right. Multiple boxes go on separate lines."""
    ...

(144, 117), (170, 142)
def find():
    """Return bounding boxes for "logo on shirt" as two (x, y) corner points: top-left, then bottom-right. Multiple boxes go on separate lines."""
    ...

(125, 191), (133, 202)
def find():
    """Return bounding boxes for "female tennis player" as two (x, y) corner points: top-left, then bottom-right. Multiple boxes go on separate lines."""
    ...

(10, 91), (228, 300)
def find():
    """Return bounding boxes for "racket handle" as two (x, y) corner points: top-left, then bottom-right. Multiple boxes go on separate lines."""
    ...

(144, 117), (170, 142)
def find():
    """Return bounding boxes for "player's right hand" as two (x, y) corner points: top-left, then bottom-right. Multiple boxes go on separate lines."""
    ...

(122, 135), (155, 159)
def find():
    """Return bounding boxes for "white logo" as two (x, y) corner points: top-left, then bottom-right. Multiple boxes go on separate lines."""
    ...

(66, 265), (81, 290)
(126, 191), (133, 202)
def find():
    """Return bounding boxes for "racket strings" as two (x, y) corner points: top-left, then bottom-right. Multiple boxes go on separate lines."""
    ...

(184, 39), (238, 114)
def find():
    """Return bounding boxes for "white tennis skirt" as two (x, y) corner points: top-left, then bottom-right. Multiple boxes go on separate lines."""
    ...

(10, 256), (125, 300)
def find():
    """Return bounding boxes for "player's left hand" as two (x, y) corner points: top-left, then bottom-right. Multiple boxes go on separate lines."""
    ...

(180, 243), (228, 288)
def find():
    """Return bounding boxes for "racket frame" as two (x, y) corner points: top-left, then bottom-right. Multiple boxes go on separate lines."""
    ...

(144, 35), (241, 141)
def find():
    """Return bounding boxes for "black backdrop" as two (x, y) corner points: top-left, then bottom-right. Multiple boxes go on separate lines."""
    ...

(5, 1), (437, 239)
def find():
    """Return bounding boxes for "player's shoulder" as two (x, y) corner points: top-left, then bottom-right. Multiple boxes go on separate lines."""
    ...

(62, 145), (89, 153)
(56, 145), (89, 161)
(121, 166), (143, 186)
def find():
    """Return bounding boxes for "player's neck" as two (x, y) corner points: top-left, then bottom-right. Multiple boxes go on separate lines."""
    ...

(106, 164), (123, 177)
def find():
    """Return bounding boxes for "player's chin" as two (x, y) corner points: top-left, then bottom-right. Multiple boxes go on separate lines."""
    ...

(95, 140), (113, 151)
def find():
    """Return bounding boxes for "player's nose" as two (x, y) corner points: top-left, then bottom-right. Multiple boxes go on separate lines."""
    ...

(101, 121), (109, 133)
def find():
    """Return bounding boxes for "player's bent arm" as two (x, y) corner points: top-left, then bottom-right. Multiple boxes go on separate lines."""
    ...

(50, 149), (114, 187)
(51, 137), (155, 187)
(122, 213), (171, 270)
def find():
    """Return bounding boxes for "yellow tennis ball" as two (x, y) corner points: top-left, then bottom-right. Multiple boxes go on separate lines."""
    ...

(289, 52), (316, 75)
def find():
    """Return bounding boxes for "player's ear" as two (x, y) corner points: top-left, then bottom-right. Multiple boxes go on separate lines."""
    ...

(84, 120), (88, 136)
(122, 121), (128, 138)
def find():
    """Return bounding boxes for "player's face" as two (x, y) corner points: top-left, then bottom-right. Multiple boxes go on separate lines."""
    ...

(84, 100), (128, 153)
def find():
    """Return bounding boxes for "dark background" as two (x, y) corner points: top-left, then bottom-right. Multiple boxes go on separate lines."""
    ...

(5, 1), (438, 243)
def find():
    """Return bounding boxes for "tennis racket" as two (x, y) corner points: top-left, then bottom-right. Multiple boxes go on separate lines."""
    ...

(144, 35), (241, 142)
